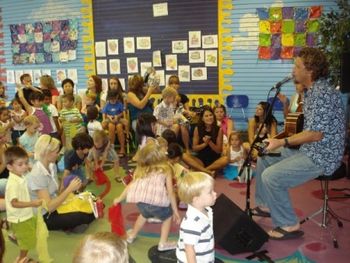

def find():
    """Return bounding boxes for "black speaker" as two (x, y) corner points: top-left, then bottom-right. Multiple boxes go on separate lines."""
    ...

(340, 52), (350, 93)
(212, 194), (269, 255)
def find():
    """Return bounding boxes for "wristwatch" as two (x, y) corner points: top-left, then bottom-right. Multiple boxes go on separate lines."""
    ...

(284, 137), (290, 147)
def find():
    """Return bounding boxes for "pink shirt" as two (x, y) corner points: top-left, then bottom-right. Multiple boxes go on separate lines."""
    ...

(126, 171), (170, 207)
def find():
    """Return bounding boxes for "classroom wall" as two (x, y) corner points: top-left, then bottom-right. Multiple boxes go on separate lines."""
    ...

(0, 0), (343, 130)
(0, 0), (95, 99)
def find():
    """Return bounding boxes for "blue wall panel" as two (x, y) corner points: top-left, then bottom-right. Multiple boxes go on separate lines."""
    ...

(92, 0), (218, 94)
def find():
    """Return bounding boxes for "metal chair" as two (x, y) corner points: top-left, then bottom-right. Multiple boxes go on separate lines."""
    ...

(300, 162), (346, 248)
(226, 95), (249, 123)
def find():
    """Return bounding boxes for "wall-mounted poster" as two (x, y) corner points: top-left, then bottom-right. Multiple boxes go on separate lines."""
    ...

(189, 50), (204, 63)
(178, 65), (190, 82)
(15, 70), (23, 84)
(153, 2), (168, 17)
(136, 37), (151, 50)
(67, 69), (78, 83)
(172, 40), (187, 54)
(165, 54), (177, 71)
(6, 70), (15, 84)
(202, 35), (218, 49)
(95, 41), (106, 57)
(33, 69), (42, 84)
(140, 62), (152, 77)
(191, 67), (207, 80)
(127, 57), (138, 73)
(56, 69), (66, 83)
(10, 18), (79, 64)
(124, 37), (135, 53)
(96, 59), (108, 75)
(109, 59), (121, 74)
(205, 50), (218, 67)
(155, 70), (165, 86)
(153, 50), (162, 67)
(107, 39), (119, 55)
(41, 69), (51, 76)
(189, 31), (201, 48)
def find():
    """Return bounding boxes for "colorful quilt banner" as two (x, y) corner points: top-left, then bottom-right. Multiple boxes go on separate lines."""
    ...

(10, 19), (78, 64)
(257, 6), (322, 60)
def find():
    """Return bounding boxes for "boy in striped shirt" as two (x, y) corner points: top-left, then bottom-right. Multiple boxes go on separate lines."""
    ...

(176, 172), (217, 263)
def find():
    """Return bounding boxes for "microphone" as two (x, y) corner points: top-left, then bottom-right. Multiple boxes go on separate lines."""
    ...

(273, 75), (293, 89)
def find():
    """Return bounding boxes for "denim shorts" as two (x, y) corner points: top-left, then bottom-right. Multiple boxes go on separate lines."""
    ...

(136, 202), (172, 221)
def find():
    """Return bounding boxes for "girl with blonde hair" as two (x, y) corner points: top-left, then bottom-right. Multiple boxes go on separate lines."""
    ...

(113, 141), (180, 251)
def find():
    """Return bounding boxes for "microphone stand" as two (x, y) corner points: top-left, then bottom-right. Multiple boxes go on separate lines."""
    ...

(238, 84), (283, 218)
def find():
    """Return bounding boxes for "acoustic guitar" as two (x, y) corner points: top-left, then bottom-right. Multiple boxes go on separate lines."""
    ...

(275, 112), (304, 139)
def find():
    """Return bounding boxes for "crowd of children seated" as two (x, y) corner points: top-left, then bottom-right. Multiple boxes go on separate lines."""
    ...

(0, 71), (273, 262)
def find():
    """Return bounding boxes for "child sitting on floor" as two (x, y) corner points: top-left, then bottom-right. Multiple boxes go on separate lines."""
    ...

(86, 130), (121, 182)
(113, 141), (180, 251)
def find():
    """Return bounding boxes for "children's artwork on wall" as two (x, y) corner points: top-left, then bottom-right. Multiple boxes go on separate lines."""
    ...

(140, 62), (152, 77)
(205, 50), (218, 67)
(15, 71), (23, 84)
(56, 69), (66, 84)
(165, 54), (177, 71)
(95, 41), (106, 57)
(6, 70), (15, 84)
(68, 50), (77, 60)
(136, 37), (151, 50)
(153, 50), (162, 67)
(191, 67), (207, 80)
(107, 39), (119, 55)
(41, 69), (51, 76)
(202, 34), (218, 48)
(257, 6), (322, 60)
(33, 69), (42, 84)
(189, 31), (201, 48)
(96, 59), (108, 75)
(10, 19), (79, 64)
(155, 70), (165, 86)
(189, 50), (204, 63)
(109, 59), (121, 74)
(119, 78), (126, 91)
(101, 78), (108, 92)
(172, 40), (188, 53)
(124, 37), (135, 53)
(153, 2), (168, 17)
(67, 69), (78, 83)
(178, 65), (190, 82)
(127, 57), (138, 73)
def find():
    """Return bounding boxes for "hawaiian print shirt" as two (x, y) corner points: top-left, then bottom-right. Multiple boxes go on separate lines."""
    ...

(300, 78), (345, 175)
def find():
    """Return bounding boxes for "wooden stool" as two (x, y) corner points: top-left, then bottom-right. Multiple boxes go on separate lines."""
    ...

(300, 162), (346, 248)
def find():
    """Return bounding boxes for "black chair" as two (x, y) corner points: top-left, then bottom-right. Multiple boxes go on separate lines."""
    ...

(300, 162), (346, 248)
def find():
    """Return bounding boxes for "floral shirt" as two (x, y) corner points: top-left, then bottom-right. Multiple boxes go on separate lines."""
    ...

(300, 78), (345, 175)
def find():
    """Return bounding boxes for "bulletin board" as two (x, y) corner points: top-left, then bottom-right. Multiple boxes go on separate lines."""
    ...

(92, 0), (218, 94)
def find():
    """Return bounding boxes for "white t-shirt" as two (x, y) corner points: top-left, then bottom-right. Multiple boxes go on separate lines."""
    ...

(47, 104), (59, 133)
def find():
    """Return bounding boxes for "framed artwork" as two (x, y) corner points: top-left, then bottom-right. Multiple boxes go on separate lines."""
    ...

(56, 69), (66, 83)
(124, 37), (135, 53)
(191, 67), (207, 80)
(109, 59), (121, 74)
(165, 54), (177, 71)
(67, 68), (78, 83)
(107, 39), (119, 55)
(178, 65), (190, 82)
(172, 40), (188, 53)
(136, 36), (151, 50)
(189, 50), (204, 63)
(205, 50), (218, 67)
(95, 41), (106, 57)
(96, 59), (107, 74)
(140, 62), (152, 77)
(153, 50), (162, 67)
(127, 57), (138, 73)
(202, 34), (218, 49)
(189, 31), (201, 48)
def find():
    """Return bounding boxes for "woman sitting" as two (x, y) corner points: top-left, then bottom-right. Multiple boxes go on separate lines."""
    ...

(28, 134), (95, 232)
(183, 106), (228, 175)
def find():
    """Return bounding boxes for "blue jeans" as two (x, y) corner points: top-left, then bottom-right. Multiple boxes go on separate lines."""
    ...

(255, 147), (323, 227)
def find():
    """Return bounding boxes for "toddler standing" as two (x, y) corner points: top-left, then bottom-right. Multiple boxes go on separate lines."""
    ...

(10, 98), (27, 144)
(113, 141), (180, 251)
(19, 116), (41, 165)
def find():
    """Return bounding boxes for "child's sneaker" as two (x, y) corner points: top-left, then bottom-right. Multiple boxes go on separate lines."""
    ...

(158, 241), (177, 251)
(126, 229), (136, 244)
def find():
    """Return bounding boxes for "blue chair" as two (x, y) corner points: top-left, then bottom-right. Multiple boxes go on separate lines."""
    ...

(226, 95), (249, 123)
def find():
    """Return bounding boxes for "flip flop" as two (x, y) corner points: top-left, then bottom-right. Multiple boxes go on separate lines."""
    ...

(269, 227), (304, 240)
(251, 207), (271, 217)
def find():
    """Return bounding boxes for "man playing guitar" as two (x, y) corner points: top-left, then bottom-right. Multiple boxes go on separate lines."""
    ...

(252, 47), (346, 240)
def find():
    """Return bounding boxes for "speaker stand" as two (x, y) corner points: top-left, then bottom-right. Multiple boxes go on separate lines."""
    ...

(246, 250), (274, 263)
